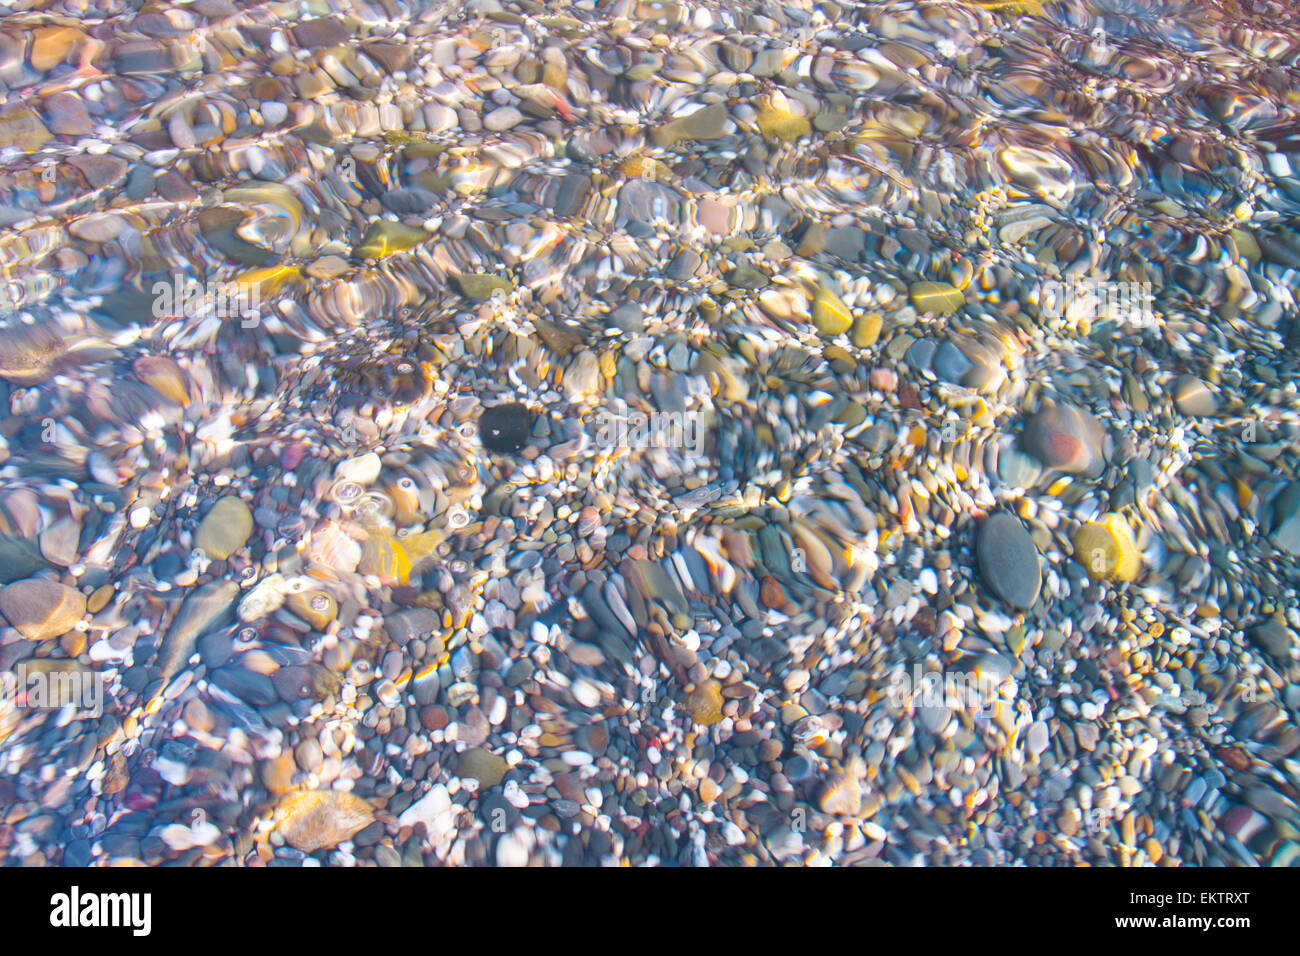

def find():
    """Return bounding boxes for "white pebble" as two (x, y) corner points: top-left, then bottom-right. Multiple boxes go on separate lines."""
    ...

(335, 452), (382, 485)
(398, 784), (450, 829)
(570, 677), (601, 709)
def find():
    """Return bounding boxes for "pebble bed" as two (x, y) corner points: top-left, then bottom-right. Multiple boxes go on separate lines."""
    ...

(0, 0), (1299, 867)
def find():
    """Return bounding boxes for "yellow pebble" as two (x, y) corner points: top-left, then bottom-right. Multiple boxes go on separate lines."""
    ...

(1074, 515), (1142, 582)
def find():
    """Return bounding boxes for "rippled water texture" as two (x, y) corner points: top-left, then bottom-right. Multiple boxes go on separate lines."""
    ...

(0, 0), (1299, 867)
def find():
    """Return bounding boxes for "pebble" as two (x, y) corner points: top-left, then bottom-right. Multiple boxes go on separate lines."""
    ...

(1248, 618), (1292, 658)
(38, 518), (80, 567)
(1022, 403), (1108, 478)
(273, 791), (374, 853)
(1173, 375), (1219, 416)
(480, 403), (533, 454)
(194, 496), (253, 560)
(484, 106), (523, 131)
(1269, 483), (1300, 554)
(156, 579), (238, 684)
(1073, 516), (1142, 582)
(335, 453), (382, 485)
(687, 679), (725, 726)
(456, 748), (508, 788)
(977, 513), (1042, 610)
(0, 578), (86, 641)
(811, 286), (853, 337)
(0, 2), (1296, 873)
(909, 282), (965, 317)
(652, 103), (729, 146)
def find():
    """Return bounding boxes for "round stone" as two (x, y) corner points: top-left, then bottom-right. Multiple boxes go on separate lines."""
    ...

(479, 402), (533, 454)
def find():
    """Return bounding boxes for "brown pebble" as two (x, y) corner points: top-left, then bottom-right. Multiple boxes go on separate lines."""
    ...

(421, 705), (448, 731)
(759, 576), (787, 610)
(261, 752), (295, 794)
(87, 585), (114, 615)
(758, 739), (783, 762)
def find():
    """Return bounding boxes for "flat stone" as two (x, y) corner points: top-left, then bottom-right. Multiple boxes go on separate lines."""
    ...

(397, 784), (450, 830)
(133, 356), (189, 405)
(905, 338), (937, 371)
(383, 607), (440, 647)
(0, 578), (85, 640)
(728, 264), (769, 290)
(452, 273), (512, 299)
(484, 106), (524, 131)
(824, 225), (869, 260)
(851, 311), (882, 347)
(666, 248), (702, 280)
(552, 173), (592, 218)
(608, 302), (644, 333)
(292, 17), (350, 49)
(909, 281), (965, 316)
(0, 322), (68, 384)
(69, 213), (129, 243)
(379, 187), (437, 216)
(31, 26), (84, 71)
(0, 106), (52, 151)
(38, 517), (80, 567)
(652, 103), (729, 147)
(354, 221), (428, 259)
(0, 534), (47, 582)
(155, 170), (199, 202)
(68, 154), (128, 189)
(818, 759), (865, 815)
(687, 679), (724, 725)
(1027, 721), (1050, 756)
(304, 255), (350, 279)
(210, 665), (277, 706)
(479, 402), (532, 454)
(977, 513), (1041, 610)
(273, 790), (373, 853)
(364, 40), (412, 73)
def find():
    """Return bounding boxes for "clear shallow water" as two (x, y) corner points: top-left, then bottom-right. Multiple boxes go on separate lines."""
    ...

(0, 0), (1297, 867)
